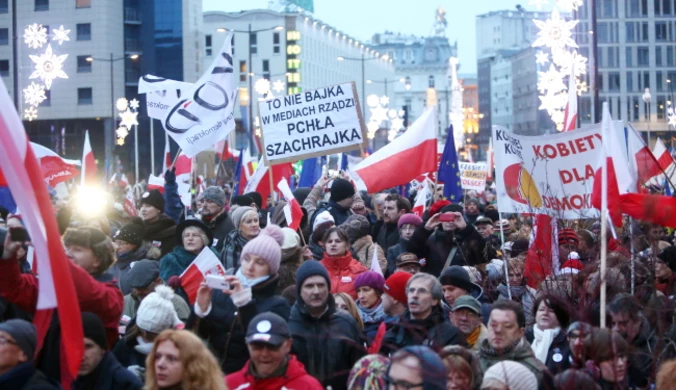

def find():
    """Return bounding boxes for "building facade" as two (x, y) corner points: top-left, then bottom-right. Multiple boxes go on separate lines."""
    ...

(490, 51), (517, 131)
(511, 46), (555, 135)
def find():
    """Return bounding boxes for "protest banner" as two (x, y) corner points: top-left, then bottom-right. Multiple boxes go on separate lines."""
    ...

(138, 75), (193, 120)
(493, 122), (626, 219)
(259, 82), (367, 164)
(459, 162), (487, 191)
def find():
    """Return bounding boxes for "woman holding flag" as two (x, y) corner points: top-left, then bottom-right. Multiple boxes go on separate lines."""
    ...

(159, 220), (217, 282)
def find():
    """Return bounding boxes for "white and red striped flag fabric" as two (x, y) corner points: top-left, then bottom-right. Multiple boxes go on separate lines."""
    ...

(81, 130), (97, 185)
(651, 137), (676, 186)
(562, 70), (578, 132)
(179, 247), (226, 304)
(277, 177), (303, 231)
(412, 181), (431, 217)
(351, 106), (438, 193)
(0, 142), (80, 187)
(164, 133), (171, 171)
(243, 157), (294, 206)
(0, 80), (83, 383)
(626, 127), (664, 189)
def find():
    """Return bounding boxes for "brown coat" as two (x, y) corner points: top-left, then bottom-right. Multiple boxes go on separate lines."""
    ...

(352, 236), (387, 272)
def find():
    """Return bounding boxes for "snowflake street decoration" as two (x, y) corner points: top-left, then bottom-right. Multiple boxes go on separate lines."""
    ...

(272, 80), (285, 93)
(537, 65), (566, 93)
(116, 127), (129, 139)
(366, 94), (380, 108)
(529, 0), (550, 9)
(535, 51), (549, 66)
(119, 109), (139, 129)
(576, 81), (588, 95)
(52, 25), (70, 45)
(24, 107), (38, 121)
(24, 24), (48, 49)
(380, 96), (390, 106)
(23, 82), (46, 106)
(254, 78), (271, 95)
(29, 44), (68, 90)
(532, 9), (578, 50)
(116, 98), (129, 112)
(129, 98), (140, 110)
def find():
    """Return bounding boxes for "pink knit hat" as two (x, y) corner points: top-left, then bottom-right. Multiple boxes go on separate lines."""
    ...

(240, 224), (285, 274)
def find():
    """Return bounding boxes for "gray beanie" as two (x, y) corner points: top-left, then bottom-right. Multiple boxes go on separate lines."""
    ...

(0, 319), (37, 359)
(231, 206), (257, 230)
(482, 361), (537, 390)
(201, 186), (226, 208)
(340, 214), (371, 244)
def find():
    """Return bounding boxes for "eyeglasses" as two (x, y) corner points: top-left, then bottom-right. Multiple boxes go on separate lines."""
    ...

(0, 336), (17, 346)
(384, 374), (424, 389)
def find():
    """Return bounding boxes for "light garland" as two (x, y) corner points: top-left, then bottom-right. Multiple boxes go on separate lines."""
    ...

(365, 93), (405, 141)
(116, 98), (139, 145)
(23, 23), (48, 49)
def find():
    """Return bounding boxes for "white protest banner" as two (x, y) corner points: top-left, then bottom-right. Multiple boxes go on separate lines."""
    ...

(162, 33), (236, 158)
(138, 75), (193, 120)
(493, 121), (626, 219)
(259, 82), (367, 164)
(459, 162), (487, 191)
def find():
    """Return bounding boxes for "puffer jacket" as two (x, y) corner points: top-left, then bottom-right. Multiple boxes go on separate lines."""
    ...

(525, 326), (571, 376)
(142, 214), (177, 257)
(110, 243), (161, 295)
(189, 275), (291, 374)
(479, 338), (553, 390)
(159, 245), (219, 282)
(288, 295), (366, 390)
(226, 355), (324, 390)
(320, 252), (368, 300)
(352, 235), (387, 271)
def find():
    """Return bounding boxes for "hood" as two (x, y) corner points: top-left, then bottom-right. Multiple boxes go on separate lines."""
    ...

(352, 235), (374, 252)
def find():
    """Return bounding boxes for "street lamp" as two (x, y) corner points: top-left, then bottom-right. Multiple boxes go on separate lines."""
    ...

(87, 53), (140, 179)
(643, 88), (652, 147)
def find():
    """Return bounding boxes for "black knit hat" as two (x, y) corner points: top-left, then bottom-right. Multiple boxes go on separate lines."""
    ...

(140, 189), (164, 212)
(232, 194), (254, 208)
(330, 178), (355, 203)
(439, 266), (482, 298)
(176, 219), (213, 247)
(81, 312), (108, 350)
(658, 246), (676, 272)
(295, 260), (331, 297)
(245, 192), (263, 209)
(439, 204), (464, 214)
(113, 217), (144, 247)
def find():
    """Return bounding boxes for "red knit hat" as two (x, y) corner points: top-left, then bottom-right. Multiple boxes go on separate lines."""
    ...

(429, 200), (451, 218)
(558, 228), (579, 246)
(561, 259), (584, 271)
(384, 272), (412, 305)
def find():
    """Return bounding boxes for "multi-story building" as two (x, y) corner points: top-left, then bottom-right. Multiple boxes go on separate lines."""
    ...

(490, 51), (518, 131)
(0, 0), (202, 179)
(511, 46), (555, 135)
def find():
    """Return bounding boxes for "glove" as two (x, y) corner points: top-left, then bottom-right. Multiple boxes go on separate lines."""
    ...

(127, 365), (145, 379)
(164, 167), (176, 183)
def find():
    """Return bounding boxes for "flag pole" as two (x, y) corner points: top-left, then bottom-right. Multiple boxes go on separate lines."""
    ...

(600, 102), (609, 329)
(498, 211), (512, 300)
(169, 148), (182, 171)
(629, 216), (636, 295)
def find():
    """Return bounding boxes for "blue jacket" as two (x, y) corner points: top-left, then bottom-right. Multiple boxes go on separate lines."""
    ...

(0, 361), (58, 389)
(159, 246), (219, 282)
(72, 352), (142, 390)
(163, 176), (184, 224)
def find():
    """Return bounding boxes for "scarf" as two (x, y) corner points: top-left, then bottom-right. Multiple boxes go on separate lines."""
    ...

(531, 325), (560, 364)
(235, 267), (270, 288)
(358, 300), (386, 324)
(481, 337), (522, 358)
(466, 325), (482, 347)
(134, 336), (154, 355)
(497, 284), (527, 299)
(222, 230), (249, 270)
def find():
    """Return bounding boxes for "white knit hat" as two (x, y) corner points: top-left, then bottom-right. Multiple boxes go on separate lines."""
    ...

(312, 210), (335, 231)
(481, 361), (537, 390)
(136, 285), (183, 334)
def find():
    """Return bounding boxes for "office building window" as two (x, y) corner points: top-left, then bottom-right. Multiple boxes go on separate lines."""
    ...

(663, 0), (672, 14)
(657, 71), (664, 91)
(641, 0), (648, 15)
(77, 55), (91, 73)
(35, 0), (48, 11)
(0, 0), (7, 13)
(78, 88), (92, 105)
(627, 71), (634, 92)
(658, 96), (666, 119)
(626, 23), (636, 42)
(609, 72), (621, 91)
(667, 47), (674, 67)
(76, 0), (90, 7)
(656, 47), (662, 66)
(428, 75), (435, 88)
(76, 23), (91, 41)
(656, 22), (668, 41)
(637, 47), (649, 66)
(0, 60), (8, 77)
(644, 72), (650, 89)
(41, 89), (50, 106)
(205, 35), (212, 56)
(0, 28), (7, 45)
(273, 32), (280, 54)
(250, 32), (257, 55)
(626, 47), (634, 67)
(239, 61), (246, 82)
(262, 59), (269, 73)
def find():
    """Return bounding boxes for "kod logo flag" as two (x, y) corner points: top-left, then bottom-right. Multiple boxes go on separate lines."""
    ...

(162, 32), (237, 158)
(138, 75), (193, 120)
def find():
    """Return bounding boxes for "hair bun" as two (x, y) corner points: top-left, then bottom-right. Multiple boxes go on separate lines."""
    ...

(260, 224), (284, 246)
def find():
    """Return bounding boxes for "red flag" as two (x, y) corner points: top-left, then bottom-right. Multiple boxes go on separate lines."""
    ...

(277, 178), (303, 231)
(0, 81), (83, 384)
(244, 158), (294, 207)
(562, 69), (578, 132)
(619, 193), (676, 227)
(524, 214), (558, 288)
(368, 322), (387, 354)
(215, 139), (239, 161)
(81, 130), (97, 185)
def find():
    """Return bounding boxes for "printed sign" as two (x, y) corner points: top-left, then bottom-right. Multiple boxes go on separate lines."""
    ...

(259, 82), (367, 164)
(459, 162), (488, 191)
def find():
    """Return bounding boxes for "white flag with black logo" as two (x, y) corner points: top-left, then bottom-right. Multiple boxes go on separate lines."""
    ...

(161, 33), (236, 158)
(138, 75), (193, 120)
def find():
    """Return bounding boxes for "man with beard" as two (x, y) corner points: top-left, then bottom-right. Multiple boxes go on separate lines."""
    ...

(381, 273), (465, 355)
(464, 198), (483, 225)
(198, 186), (235, 252)
(138, 189), (177, 257)
(372, 194), (411, 254)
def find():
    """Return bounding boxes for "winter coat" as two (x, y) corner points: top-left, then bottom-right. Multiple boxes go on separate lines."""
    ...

(109, 243), (161, 295)
(113, 331), (151, 371)
(497, 284), (537, 326)
(226, 355), (324, 390)
(220, 229), (251, 271)
(310, 241), (324, 261)
(277, 250), (303, 295)
(142, 214), (177, 257)
(381, 305), (467, 356)
(0, 362), (58, 389)
(201, 210), (236, 253)
(163, 176), (184, 224)
(479, 338), (553, 390)
(657, 272), (676, 298)
(320, 252), (368, 300)
(189, 275), (291, 374)
(352, 235), (387, 271)
(159, 245), (219, 282)
(386, 238), (408, 277)
(407, 225), (494, 277)
(525, 326), (572, 376)
(288, 295), (366, 390)
(357, 301), (387, 345)
(310, 199), (353, 227)
(627, 317), (655, 388)
(72, 351), (143, 390)
(371, 220), (400, 254)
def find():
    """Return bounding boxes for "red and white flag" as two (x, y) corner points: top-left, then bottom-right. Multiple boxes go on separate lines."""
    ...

(524, 214), (559, 288)
(243, 157), (294, 206)
(651, 137), (676, 186)
(179, 247), (226, 304)
(164, 133), (171, 171)
(370, 244), (383, 276)
(147, 174), (165, 193)
(351, 106), (438, 193)
(215, 139), (239, 161)
(0, 80), (83, 383)
(277, 177), (303, 231)
(0, 142), (81, 187)
(81, 130), (97, 185)
(237, 149), (256, 194)
(412, 181), (431, 217)
(562, 70), (578, 132)
(626, 127), (664, 189)
(109, 173), (129, 187)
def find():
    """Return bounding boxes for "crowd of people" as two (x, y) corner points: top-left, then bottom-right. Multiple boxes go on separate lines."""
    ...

(0, 168), (675, 390)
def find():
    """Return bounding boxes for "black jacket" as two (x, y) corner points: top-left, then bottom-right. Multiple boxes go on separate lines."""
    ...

(189, 275), (290, 374)
(628, 317), (655, 388)
(113, 329), (149, 370)
(386, 238), (408, 277)
(203, 210), (235, 253)
(381, 305), (467, 355)
(0, 362), (58, 390)
(407, 225), (494, 277)
(311, 200), (352, 227)
(371, 220), (399, 254)
(288, 295), (366, 390)
(72, 352), (143, 390)
(142, 215), (177, 257)
(525, 326), (571, 376)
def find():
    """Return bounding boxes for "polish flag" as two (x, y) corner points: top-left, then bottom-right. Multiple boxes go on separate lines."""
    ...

(351, 106), (438, 193)
(562, 70), (578, 132)
(109, 173), (130, 187)
(179, 247), (226, 304)
(412, 181), (431, 217)
(123, 186), (137, 217)
(524, 214), (558, 288)
(626, 127), (664, 190)
(243, 157), (294, 206)
(651, 137), (676, 188)
(147, 174), (165, 193)
(173, 151), (193, 208)
(277, 177), (303, 231)
(487, 137), (494, 181)
(0, 143), (80, 187)
(0, 80), (83, 384)
(215, 139), (239, 161)
(164, 133), (171, 170)
(81, 130), (97, 185)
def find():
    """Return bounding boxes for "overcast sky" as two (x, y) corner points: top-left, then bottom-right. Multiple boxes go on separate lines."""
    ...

(202, 0), (555, 74)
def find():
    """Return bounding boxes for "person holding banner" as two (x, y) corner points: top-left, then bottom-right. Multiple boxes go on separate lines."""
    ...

(159, 220), (217, 282)
(191, 224), (291, 374)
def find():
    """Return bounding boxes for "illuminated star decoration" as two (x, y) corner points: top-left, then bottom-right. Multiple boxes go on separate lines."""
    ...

(23, 24), (48, 49)
(116, 126), (129, 139)
(51, 25), (71, 45)
(24, 107), (38, 121)
(116, 98), (129, 112)
(129, 98), (140, 110)
(272, 80), (285, 93)
(254, 78), (271, 95)
(23, 82), (46, 106)
(535, 51), (549, 66)
(119, 109), (139, 129)
(28, 44), (68, 89)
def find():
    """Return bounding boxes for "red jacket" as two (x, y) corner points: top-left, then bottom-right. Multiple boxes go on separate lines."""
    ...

(226, 355), (323, 390)
(0, 257), (124, 349)
(320, 252), (367, 300)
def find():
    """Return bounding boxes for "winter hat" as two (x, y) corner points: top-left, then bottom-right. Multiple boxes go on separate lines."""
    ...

(245, 192), (263, 209)
(281, 227), (301, 261)
(63, 227), (115, 276)
(384, 271), (412, 305)
(494, 219), (513, 235)
(395, 346), (447, 390)
(340, 214), (371, 243)
(113, 217), (145, 247)
(510, 238), (530, 257)
(484, 208), (500, 222)
(240, 224), (285, 274)
(140, 189), (164, 211)
(176, 219), (213, 247)
(481, 361), (537, 390)
(439, 266), (483, 298)
(231, 206), (257, 230)
(354, 271), (386, 293)
(440, 203), (464, 214)
(136, 285), (182, 334)
(231, 194), (254, 208)
(0, 319), (37, 359)
(330, 178), (355, 202)
(312, 210), (335, 231)
(292, 187), (311, 205)
(429, 200), (451, 218)
(245, 312), (291, 346)
(201, 186), (226, 208)
(348, 354), (390, 390)
(658, 246), (676, 272)
(81, 312), (108, 350)
(397, 213), (423, 230)
(295, 260), (330, 297)
(558, 228), (579, 246)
